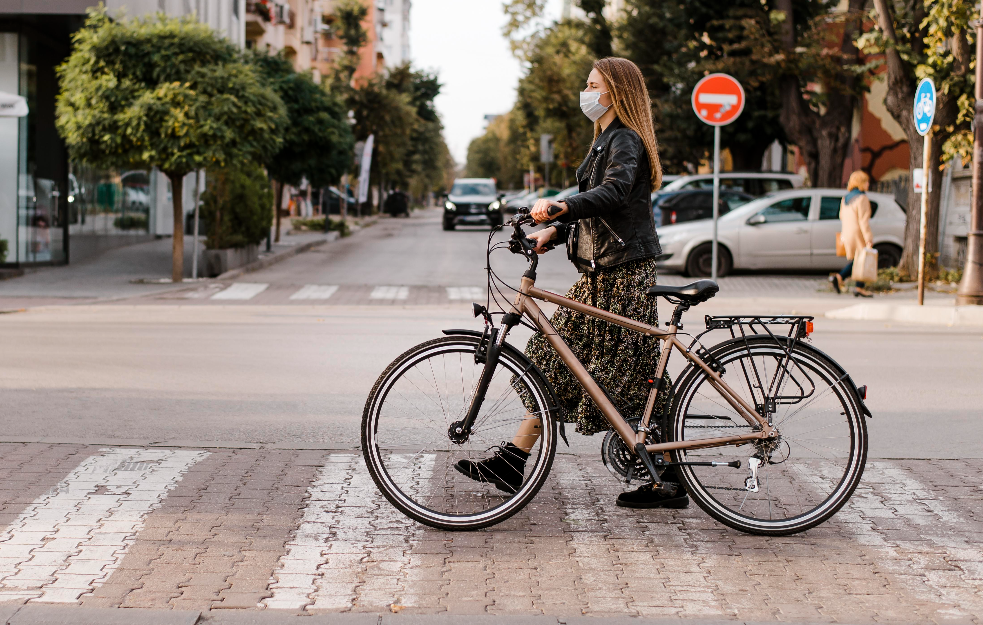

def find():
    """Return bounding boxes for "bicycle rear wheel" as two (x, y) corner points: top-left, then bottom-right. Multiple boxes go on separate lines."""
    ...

(362, 335), (558, 530)
(669, 336), (867, 535)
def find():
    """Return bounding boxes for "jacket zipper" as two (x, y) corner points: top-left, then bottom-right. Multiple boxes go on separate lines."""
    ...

(598, 217), (625, 246)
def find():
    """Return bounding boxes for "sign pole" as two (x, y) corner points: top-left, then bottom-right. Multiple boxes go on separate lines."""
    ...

(917, 131), (931, 305)
(711, 125), (720, 282)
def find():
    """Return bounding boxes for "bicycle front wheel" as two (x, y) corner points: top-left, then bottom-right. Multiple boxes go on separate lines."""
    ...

(362, 335), (558, 530)
(669, 336), (867, 535)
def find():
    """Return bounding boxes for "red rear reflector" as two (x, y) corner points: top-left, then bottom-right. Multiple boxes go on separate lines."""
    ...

(670, 212), (677, 223)
(806, 321), (814, 335)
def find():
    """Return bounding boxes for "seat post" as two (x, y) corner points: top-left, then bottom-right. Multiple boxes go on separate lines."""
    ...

(669, 303), (689, 329)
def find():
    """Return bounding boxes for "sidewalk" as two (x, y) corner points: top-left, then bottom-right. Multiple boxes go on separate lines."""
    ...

(0, 227), (350, 308)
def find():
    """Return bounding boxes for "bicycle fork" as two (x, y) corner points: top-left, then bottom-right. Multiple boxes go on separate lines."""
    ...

(447, 314), (519, 444)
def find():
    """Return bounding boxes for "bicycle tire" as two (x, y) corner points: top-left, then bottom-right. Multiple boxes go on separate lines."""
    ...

(668, 336), (867, 535)
(362, 335), (558, 531)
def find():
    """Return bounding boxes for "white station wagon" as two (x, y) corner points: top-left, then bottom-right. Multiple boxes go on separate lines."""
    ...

(655, 188), (906, 277)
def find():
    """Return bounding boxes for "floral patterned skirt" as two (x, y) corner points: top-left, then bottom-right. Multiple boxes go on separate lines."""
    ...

(523, 257), (669, 435)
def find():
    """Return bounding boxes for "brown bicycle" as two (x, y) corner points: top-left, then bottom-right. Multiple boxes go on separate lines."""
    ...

(362, 211), (870, 535)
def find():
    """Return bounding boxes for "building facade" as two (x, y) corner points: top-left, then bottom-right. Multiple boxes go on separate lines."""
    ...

(0, 1), (244, 268)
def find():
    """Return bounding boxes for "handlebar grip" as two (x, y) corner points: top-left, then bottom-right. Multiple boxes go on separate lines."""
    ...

(547, 204), (564, 217)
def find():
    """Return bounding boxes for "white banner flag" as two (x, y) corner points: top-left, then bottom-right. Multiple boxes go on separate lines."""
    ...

(356, 134), (374, 204)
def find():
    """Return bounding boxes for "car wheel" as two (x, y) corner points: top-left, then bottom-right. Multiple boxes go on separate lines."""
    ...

(685, 243), (732, 278)
(442, 218), (455, 231)
(873, 243), (901, 269)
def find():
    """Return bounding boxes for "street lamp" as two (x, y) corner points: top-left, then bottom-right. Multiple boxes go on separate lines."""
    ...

(957, 11), (983, 305)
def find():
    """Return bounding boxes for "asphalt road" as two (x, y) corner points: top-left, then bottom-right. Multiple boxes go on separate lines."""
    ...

(0, 208), (979, 458)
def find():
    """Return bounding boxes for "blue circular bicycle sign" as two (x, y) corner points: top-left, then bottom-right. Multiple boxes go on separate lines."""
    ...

(913, 78), (936, 136)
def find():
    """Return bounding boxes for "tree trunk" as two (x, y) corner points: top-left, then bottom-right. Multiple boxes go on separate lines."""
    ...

(274, 180), (283, 243)
(774, 0), (862, 188)
(168, 172), (185, 283)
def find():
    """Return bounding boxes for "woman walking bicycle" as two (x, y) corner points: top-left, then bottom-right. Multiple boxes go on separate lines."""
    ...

(361, 59), (869, 536)
(454, 57), (686, 509)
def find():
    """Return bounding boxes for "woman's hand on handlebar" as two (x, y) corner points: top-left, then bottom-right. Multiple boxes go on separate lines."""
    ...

(531, 198), (568, 223)
(528, 226), (557, 255)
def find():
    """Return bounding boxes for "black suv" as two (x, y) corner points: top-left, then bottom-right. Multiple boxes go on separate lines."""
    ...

(443, 178), (503, 230)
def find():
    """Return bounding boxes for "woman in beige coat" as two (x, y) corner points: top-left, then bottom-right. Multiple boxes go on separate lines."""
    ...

(830, 171), (875, 297)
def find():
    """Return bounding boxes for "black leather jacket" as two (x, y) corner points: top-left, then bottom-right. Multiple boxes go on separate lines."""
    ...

(556, 118), (662, 273)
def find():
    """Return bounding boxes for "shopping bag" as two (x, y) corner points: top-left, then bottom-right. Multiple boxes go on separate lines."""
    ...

(835, 233), (846, 257)
(852, 247), (878, 283)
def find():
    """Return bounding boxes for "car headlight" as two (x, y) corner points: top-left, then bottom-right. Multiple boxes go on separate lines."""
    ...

(658, 230), (691, 246)
(489, 200), (501, 210)
(445, 201), (456, 211)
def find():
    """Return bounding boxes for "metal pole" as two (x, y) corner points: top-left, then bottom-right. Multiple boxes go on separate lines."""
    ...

(191, 169), (202, 280)
(711, 125), (721, 282)
(917, 131), (931, 305)
(957, 9), (983, 305)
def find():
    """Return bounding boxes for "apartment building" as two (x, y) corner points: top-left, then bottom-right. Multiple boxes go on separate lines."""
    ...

(0, 0), (245, 267)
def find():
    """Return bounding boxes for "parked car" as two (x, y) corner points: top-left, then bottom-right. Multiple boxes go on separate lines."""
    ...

(323, 187), (357, 215)
(653, 189), (754, 227)
(443, 178), (503, 230)
(656, 188), (905, 277)
(662, 172), (804, 196)
(553, 185), (579, 201)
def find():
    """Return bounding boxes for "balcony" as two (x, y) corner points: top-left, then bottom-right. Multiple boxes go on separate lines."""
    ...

(245, 0), (271, 39)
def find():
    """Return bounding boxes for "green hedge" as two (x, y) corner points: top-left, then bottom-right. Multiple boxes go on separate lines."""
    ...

(200, 162), (274, 249)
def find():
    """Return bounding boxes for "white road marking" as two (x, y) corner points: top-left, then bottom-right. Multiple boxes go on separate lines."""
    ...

(370, 286), (408, 300)
(211, 283), (269, 300)
(0, 448), (207, 603)
(289, 285), (339, 300)
(445, 287), (485, 301)
(264, 453), (433, 611)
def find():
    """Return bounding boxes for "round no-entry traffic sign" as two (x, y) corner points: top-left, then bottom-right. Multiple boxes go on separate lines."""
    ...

(692, 73), (745, 126)
(913, 78), (936, 137)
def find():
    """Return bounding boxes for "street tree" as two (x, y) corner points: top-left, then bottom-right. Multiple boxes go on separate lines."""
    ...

(861, 0), (975, 276)
(250, 52), (354, 241)
(332, 0), (368, 91)
(55, 9), (285, 282)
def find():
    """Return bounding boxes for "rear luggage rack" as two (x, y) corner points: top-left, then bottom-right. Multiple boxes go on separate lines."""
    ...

(705, 315), (814, 340)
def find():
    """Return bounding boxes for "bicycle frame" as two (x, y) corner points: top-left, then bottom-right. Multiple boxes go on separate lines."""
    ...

(506, 274), (775, 456)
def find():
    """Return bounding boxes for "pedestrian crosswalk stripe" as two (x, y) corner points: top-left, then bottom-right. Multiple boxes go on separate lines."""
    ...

(289, 285), (339, 300)
(369, 286), (409, 300)
(264, 453), (433, 610)
(211, 283), (269, 300)
(446, 287), (485, 301)
(0, 448), (207, 603)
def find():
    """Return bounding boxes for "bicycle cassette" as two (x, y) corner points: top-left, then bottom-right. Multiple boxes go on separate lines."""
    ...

(600, 419), (664, 485)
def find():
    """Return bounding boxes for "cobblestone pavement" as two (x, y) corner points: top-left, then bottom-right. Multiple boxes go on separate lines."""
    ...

(0, 443), (980, 623)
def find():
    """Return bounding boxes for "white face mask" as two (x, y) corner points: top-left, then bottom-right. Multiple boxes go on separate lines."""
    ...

(580, 90), (610, 122)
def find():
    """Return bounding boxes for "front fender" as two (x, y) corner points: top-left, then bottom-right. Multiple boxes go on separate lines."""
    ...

(441, 328), (568, 445)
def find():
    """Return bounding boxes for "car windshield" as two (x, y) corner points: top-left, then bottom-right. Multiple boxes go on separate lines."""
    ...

(451, 182), (495, 196)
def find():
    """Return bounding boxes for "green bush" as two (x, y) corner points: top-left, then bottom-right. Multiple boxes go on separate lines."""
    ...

(0, 239), (7, 263)
(326, 218), (350, 237)
(291, 217), (326, 231)
(200, 162), (274, 249)
(937, 267), (963, 284)
(114, 215), (148, 231)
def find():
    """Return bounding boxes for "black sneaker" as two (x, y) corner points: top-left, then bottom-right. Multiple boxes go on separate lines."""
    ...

(616, 482), (689, 509)
(455, 443), (529, 493)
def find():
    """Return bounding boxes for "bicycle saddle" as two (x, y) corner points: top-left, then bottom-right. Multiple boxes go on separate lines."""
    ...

(646, 279), (719, 305)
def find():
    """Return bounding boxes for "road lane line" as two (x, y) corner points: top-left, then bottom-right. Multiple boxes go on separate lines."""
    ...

(0, 448), (207, 603)
(446, 287), (485, 301)
(369, 286), (409, 300)
(264, 453), (433, 611)
(289, 285), (339, 300)
(211, 283), (269, 300)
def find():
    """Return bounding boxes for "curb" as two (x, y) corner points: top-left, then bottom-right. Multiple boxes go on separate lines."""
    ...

(825, 302), (983, 326)
(216, 231), (339, 281)
(0, 605), (886, 625)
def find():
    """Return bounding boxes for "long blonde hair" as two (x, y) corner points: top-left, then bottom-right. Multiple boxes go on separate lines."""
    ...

(591, 57), (662, 191)
(846, 170), (869, 191)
